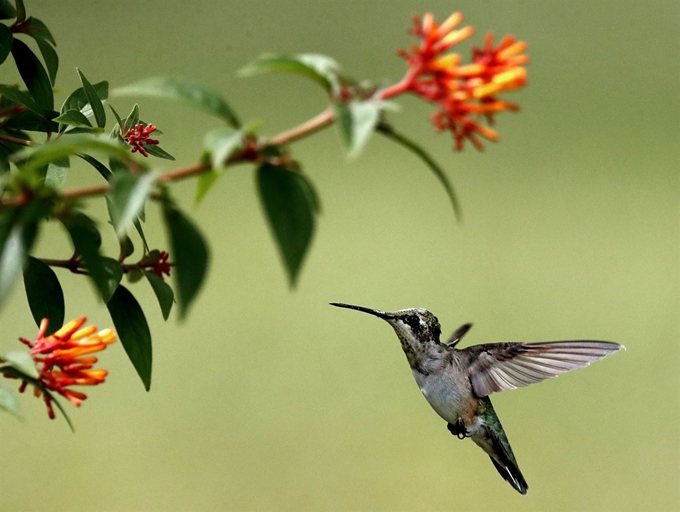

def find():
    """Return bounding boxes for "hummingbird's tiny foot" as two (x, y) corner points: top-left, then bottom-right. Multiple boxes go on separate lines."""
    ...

(447, 419), (471, 440)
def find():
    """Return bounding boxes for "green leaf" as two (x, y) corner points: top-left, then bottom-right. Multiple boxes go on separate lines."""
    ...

(77, 153), (111, 180)
(143, 144), (175, 160)
(35, 38), (58, 86)
(18, 17), (57, 46)
(122, 103), (139, 133)
(53, 109), (92, 128)
(194, 168), (220, 206)
(256, 163), (317, 286)
(60, 80), (108, 117)
(22, 256), (64, 335)
(0, 0), (16, 19)
(108, 104), (124, 131)
(44, 155), (69, 189)
(0, 382), (22, 420)
(113, 77), (240, 128)
(240, 53), (340, 93)
(161, 202), (209, 319)
(376, 122), (462, 221)
(106, 285), (152, 390)
(107, 171), (156, 238)
(0, 215), (36, 306)
(4, 350), (38, 379)
(61, 211), (114, 302)
(14, 0), (25, 22)
(0, 23), (12, 65)
(11, 39), (53, 111)
(100, 257), (123, 302)
(204, 127), (242, 169)
(0, 84), (42, 114)
(143, 270), (174, 320)
(334, 100), (382, 158)
(77, 69), (106, 128)
(13, 134), (133, 175)
(133, 217), (149, 253)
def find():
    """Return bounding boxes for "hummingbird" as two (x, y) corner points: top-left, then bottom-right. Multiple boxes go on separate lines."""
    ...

(329, 302), (624, 495)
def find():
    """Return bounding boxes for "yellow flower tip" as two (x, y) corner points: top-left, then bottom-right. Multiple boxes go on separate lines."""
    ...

(456, 63), (485, 77)
(72, 325), (98, 342)
(497, 41), (528, 61)
(53, 317), (88, 340)
(436, 12), (463, 37)
(422, 13), (434, 33)
(440, 26), (474, 48)
(98, 329), (117, 345)
(38, 318), (50, 338)
(472, 82), (503, 99)
(492, 67), (527, 87)
(85, 369), (108, 380)
(432, 53), (461, 70)
(476, 124), (499, 141)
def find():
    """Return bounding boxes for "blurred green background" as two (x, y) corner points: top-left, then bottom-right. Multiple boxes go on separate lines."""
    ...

(1, 0), (678, 510)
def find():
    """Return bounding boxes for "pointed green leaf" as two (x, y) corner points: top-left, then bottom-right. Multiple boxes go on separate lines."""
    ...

(376, 122), (462, 221)
(53, 109), (92, 128)
(44, 155), (69, 189)
(0, 216), (37, 306)
(14, 0), (25, 22)
(161, 202), (209, 319)
(334, 100), (381, 158)
(0, 23), (12, 65)
(77, 153), (111, 180)
(107, 171), (156, 238)
(60, 80), (108, 116)
(61, 211), (114, 301)
(77, 69), (106, 128)
(133, 217), (149, 253)
(99, 257), (123, 302)
(18, 17), (57, 46)
(22, 256), (64, 335)
(0, 84), (42, 114)
(204, 127), (242, 169)
(11, 39), (53, 111)
(0, 382), (22, 420)
(106, 285), (152, 390)
(194, 168), (220, 206)
(122, 104), (140, 133)
(113, 77), (240, 128)
(14, 134), (133, 175)
(143, 270), (174, 320)
(4, 350), (38, 379)
(257, 164), (317, 286)
(143, 144), (175, 160)
(0, 0), (16, 19)
(35, 38), (58, 86)
(240, 53), (340, 92)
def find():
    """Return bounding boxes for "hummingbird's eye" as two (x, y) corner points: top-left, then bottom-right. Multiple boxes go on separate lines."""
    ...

(404, 315), (423, 333)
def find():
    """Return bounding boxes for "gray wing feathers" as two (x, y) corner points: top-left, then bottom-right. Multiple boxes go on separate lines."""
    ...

(467, 341), (623, 398)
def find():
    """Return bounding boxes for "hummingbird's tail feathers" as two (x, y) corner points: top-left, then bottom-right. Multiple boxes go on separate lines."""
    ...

(489, 454), (528, 495)
(473, 397), (528, 495)
(465, 340), (624, 397)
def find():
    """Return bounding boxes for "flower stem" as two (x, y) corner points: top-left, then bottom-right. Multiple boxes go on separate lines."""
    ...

(0, 133), (33, 146)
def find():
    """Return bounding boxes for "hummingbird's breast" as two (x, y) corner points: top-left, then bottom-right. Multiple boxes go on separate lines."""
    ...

(412, 359), (477, 425)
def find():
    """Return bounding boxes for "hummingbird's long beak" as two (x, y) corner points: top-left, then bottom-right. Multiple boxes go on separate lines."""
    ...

(329, 302), (394, 320)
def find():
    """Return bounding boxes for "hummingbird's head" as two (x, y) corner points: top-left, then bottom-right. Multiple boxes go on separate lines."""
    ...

(330, 303), (442, 346)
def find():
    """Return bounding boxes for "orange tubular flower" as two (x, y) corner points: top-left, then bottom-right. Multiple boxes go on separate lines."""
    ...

(392, 12), (528, 150)
(16, 317), (116, 419)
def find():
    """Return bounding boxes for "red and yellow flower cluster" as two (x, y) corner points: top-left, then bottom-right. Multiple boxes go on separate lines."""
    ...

(390, 12), (528, 150)
(124, 122), (159, 157)
(16, 317), (116, 419)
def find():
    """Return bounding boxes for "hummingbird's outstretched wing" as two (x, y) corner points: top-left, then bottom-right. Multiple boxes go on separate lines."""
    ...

(462, 341), (623, 398)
